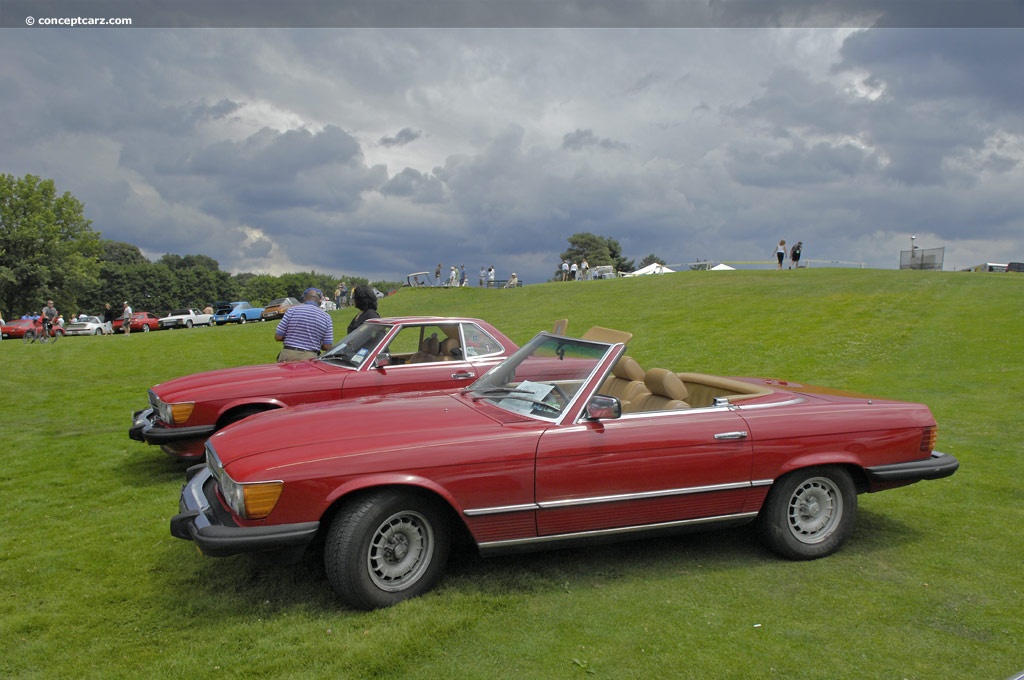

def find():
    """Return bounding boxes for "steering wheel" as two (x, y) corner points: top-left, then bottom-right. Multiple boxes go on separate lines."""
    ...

(544, 383), (570, 411)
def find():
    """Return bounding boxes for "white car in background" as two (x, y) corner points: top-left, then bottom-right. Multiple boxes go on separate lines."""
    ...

(64, 315), (110, 336)
(159, 308), (213, 329)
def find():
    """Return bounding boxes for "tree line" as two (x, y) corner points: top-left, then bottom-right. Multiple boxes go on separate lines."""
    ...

(1, 173), (397, 319)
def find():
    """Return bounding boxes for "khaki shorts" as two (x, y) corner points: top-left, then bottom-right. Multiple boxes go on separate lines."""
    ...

(277, 347), (319, 362)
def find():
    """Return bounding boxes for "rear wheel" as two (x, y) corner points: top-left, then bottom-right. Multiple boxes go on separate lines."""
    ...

(238, 316), (247, 324)
(758, 466), (856, 560)
(324, 490), (451, 610)
(24, 329), (37, 344)
(49, 329), (61, 343)
(142, 324), (150, 333)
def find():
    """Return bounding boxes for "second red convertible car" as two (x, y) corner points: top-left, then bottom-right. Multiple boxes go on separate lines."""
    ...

(131, 317), (517, 459)
(171, 329), (958, 609)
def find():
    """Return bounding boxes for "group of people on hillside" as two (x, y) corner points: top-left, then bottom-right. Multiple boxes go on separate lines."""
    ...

(774, 240), (804, 269)
(560, 258), (590, 281)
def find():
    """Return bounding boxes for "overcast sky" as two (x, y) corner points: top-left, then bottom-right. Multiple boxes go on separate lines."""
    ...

(2, 1), (1023, 284)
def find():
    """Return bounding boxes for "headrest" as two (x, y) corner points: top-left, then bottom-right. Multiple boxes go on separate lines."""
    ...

(612, 356), (644, 381)
(420, 336), (440, 354)
(439, 337), (460, 355)
(644, 369), (689, 401)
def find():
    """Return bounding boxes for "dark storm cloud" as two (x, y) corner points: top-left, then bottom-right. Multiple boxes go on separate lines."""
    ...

(562, 129), (630, 152)
(379, 128), (423, 148)
(3, 25), (1023, 282)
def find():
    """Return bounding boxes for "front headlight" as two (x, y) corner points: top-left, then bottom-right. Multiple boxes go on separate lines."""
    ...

(152, 393), (194, 425)
(206, 444), (283, 520)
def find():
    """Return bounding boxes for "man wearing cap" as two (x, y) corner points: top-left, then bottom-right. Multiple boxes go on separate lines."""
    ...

(274, 288), (334, 362)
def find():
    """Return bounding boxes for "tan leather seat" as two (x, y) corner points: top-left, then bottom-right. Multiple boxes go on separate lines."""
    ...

(439, 337), (462, 360)
(633, 368), (691, 411)
(409, 335), (440, 363)
(600, 356), (649, 411)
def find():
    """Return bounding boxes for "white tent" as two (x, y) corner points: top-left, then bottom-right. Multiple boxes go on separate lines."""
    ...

(710, 263), (736, 271)
(624, 263), (675, 277)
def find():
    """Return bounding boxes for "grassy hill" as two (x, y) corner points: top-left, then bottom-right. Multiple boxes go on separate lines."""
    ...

(2, 269), (1021, 678)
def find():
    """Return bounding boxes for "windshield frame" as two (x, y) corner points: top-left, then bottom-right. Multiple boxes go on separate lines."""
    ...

(465, 332), (624, 424)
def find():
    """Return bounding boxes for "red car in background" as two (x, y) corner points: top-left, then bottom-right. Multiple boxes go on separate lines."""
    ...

(172, 329), (958, 610)
(131, 317), (517, 460)
(2, 318), (39, 339)
(113, 312), (161, 333)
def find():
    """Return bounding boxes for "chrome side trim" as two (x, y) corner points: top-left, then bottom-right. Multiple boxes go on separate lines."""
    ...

(478, 511), (760, 551)
(537, 481), (753, 509)
(463, 503), (539, 517)
(463, 480), (755, 516)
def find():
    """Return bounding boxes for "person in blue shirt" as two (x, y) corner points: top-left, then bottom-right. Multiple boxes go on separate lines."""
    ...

(274, 288), (334, 362)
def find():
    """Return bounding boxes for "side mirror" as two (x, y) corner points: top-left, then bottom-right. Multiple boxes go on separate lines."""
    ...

(373, 351), (391, 369)
(585, 395), (621, 420)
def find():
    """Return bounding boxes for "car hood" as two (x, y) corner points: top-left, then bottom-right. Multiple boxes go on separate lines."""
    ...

(209, 391), (530, 477)
(154, 360), (336, 403)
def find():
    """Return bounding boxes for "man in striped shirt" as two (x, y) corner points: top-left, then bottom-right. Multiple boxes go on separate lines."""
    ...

(274, 288), (334, 362)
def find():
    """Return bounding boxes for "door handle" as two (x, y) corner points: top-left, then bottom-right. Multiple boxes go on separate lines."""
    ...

(452, 372), (475, 380)
(714, 431), (748, 440)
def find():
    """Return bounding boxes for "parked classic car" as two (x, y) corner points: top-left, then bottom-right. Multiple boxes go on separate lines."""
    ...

(171, 329), (959, 610)
(113, 312), (161, 333)
(131, 317), (517, 460)
(2, 318), (38, 339)
(213, 301), (264, 325)
(260, 297), (299, 321)
(159, 308), (213, 329)
(64, 315), (109, 336)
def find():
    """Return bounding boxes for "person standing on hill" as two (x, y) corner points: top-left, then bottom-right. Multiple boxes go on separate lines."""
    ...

(121, 301), (133, 334)
(789, 241), (802, 269)
(774, 240), (786, 270)
(275, 287), (334, 362)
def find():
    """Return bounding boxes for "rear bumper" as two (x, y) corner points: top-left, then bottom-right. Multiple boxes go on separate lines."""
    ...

(864, 451), (959, 483)
(170, 465), (319, 558)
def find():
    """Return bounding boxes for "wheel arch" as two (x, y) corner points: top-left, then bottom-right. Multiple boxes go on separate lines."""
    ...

(317, 478), (474, 549)
(214, 401), (284, 430)
(772, 453), (871, 494)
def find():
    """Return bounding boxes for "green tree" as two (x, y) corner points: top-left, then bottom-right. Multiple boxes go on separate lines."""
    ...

(559, 232), (634, 278)
(0, 173), (102, 316)
(638, 253), (665, 268)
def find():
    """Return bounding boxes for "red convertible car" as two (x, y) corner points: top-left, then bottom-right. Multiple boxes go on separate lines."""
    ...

(131, 317), (516, 460)
(171, 330), (958, 609)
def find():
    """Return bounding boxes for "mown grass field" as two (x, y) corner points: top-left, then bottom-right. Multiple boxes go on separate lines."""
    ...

(2, 269), (1021, 679)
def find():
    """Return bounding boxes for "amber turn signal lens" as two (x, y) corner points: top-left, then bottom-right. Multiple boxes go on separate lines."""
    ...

(169, 402), (195, 424)
(242, 482), (284, 519)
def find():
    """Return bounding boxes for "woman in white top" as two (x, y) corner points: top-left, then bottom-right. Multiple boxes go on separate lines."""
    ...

(775, 240), (786, 269)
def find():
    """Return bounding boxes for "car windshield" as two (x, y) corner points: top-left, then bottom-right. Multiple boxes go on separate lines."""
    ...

(320, 322), (392, 367)
(467, 333), (614, 420)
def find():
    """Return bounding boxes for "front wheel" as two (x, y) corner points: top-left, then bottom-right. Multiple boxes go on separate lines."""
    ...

(758, 466), (857, 560)
(49, 329), (61, 343)
(324, 490), (451, 610)
(142, 324), (150, 333)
